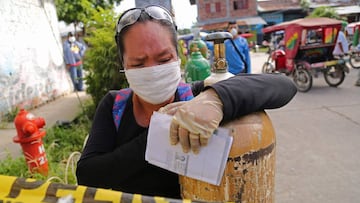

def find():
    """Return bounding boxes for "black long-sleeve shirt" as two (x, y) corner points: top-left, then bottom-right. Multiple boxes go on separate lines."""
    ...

(76, 73), (297, 198)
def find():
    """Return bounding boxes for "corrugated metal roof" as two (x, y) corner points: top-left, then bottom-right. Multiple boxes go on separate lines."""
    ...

(258, 1), (302, 12)
(200, 16), (267, 30)
(334, 5), (360, 15)
(263, 17), (342, 33)
(201, 22), (229, 30)
(237, 16), (267, 25)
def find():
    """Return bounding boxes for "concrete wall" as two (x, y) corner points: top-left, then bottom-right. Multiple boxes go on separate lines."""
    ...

(0, 0), (71, 120)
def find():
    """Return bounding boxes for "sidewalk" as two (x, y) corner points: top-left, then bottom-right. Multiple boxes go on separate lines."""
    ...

(0, 91), (91, 160)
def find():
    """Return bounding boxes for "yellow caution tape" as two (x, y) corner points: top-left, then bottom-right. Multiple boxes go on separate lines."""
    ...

(0, 175), (192, 203)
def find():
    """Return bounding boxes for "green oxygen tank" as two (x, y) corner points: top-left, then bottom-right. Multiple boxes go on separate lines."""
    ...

(185, 46), (211, 83)
(189, 28), (208, 59)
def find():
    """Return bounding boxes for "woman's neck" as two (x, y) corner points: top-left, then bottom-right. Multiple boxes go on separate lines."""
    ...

(132, 94), (174, 127)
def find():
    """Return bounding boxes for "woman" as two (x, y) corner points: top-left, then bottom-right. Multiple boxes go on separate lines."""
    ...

(76, 5), (297, 199)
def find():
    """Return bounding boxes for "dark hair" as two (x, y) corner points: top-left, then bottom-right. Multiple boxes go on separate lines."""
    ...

(227, 21), (237, 30)
(68, 32), (74, 37)
(229, 21), (236, 25)
(115, 12), (178, 69)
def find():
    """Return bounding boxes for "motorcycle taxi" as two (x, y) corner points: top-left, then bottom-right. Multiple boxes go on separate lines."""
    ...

(262, 17), (349, 92)
(346, 21), (360, 69)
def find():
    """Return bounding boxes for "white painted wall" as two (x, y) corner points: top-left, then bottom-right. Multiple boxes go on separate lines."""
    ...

(0, 0), (72, 119)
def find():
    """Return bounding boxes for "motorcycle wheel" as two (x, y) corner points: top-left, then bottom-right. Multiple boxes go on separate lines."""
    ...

(349, 52), (360, 69)
(293, 68), (312, 92)
(262, 62), (275, 73)
(324, 65), (345, 87)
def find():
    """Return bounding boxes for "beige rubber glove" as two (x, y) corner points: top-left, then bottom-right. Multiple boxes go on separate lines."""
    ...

(159, 89), (223, 154)
(158, 101), (187, 116)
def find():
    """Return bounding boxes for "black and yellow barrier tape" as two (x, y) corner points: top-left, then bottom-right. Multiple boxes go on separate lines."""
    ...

(0, 175), (204, 203)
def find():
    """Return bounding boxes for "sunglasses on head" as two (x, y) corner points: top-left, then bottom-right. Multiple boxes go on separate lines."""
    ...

(116, 5), (174, 35)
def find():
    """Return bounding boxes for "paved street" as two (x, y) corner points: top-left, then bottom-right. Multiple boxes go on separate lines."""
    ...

(251, 52), (360, 203)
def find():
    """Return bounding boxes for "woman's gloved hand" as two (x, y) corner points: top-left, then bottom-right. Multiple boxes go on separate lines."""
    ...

(159, 89), (223, 154)
(158, 101), (186, 116)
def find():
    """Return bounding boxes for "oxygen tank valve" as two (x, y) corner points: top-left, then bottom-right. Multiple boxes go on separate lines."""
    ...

(204, 32), (234, 86)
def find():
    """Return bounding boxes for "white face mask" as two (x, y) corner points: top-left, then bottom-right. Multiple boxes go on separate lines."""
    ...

(230, 28), (238, 37)
(125, 60), (181, 104)
(69, 36), (76, 43)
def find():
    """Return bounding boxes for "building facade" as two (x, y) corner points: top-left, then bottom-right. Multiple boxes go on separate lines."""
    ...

(308, 0), (360, 22)
(0, 0), (72, 120)
(191, 0), (267, 45)
(194, 0), (265, 31)
(190, 0), (360, 45)
(258, 0), (306, 26)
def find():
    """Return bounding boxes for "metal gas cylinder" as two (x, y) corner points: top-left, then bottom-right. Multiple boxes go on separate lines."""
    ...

(188, 28), (208, 59)
(185, 46), (211, 83)
(180, 32), (276, 203)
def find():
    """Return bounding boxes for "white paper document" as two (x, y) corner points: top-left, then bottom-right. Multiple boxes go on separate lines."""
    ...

(145, 112), (233, 185)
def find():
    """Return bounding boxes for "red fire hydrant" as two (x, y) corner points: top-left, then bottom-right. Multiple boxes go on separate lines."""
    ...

(13, 109), (49, 176)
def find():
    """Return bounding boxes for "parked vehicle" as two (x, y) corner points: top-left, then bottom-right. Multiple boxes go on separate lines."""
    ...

(346, 21), (360, 69)
(262, 17), (350, 92)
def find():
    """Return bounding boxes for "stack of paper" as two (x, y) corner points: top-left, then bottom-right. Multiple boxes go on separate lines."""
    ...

(145, 112), (233, 186)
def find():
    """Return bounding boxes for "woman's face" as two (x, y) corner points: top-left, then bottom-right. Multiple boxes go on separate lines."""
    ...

(122, 21), (178, 69)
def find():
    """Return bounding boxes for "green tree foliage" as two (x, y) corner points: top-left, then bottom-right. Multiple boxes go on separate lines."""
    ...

(54, 0), (122, 24)
(300, 0), (310, 10)
(55, 0), (86, 25)
(300, 0), (310, 14)
(178, 28), (192, 35)
(54, 0), (123, 36)
(83, 8), (128, 107)
(55, 0), (128, 108)
(308, 6), (342, 20)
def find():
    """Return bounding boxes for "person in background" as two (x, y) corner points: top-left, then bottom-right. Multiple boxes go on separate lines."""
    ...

(356, 72), (360, 86)
(275, 32), (285, 50)
(177, 39), (187, 70)
(332, 23), (360, 86)
(352, 26), (360, 86)
(333, 23), (349, 57)
(225, 21), (251, 74)
(76, 5), (297, 199)
(63, 32), (87, 91)
(205, 40), (214, 65)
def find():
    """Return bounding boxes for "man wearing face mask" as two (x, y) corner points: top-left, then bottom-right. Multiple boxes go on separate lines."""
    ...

(63, 32), (87, 91)
(225, 21), (251, 74)
(76, 5), (296, 199)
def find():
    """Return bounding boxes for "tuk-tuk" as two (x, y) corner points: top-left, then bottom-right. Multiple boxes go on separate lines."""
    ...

(262, 17), (349, 92)
(346, 21), (360, 69)
(345, 21), (360, 45)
